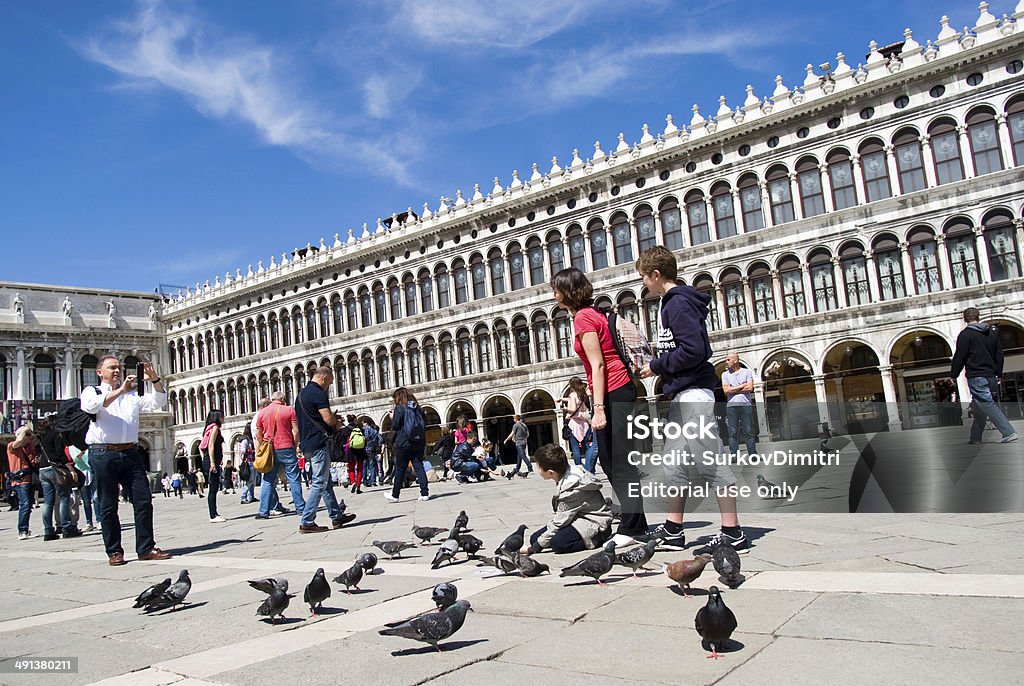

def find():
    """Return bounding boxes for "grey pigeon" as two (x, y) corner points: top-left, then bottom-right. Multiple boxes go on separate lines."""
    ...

(495, 524), (528, 556)
(712, 543), (743, 589)
(559, 541), (616, 586)
(379, 600), (473, 652)
(694, 586), (737, 659)
(457, 533), (483, 558)
(257, 588), (295, 624)
(334, 563), (364, 593)
(756, 474), (784, 499)
(357, 552), (378, 573)
(664, 555), (713, 597)
(247, 576), (289, 595)
(303, 568), (331, 616)
(479, 553), (519, 575)
(430, 535), (460, 569)
(614, 539), (658, 577)
(133, 577), (171, 609)
(432, 582), (458, 610)
(373, 540), (415, 559)
(453, 510), (469, 532)
(605, 496), (622, 519)
(143, 569), (191, 612)
(513, 552), (550, 577)
(412, 525), (449, 544)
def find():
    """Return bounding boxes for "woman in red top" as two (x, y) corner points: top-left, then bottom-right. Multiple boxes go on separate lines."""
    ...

(552, 268), (648, 544)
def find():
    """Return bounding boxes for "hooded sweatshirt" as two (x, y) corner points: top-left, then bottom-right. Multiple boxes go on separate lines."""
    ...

(950, 322), (1004, 379)
(532, 465), (613, 552)
(649, 284), (718, 397)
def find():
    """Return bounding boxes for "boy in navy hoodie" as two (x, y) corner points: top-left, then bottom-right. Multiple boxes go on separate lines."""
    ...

(635, 246), (748, 553)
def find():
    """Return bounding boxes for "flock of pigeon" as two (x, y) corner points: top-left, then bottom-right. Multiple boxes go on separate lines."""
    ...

(130, 509), (744, 657)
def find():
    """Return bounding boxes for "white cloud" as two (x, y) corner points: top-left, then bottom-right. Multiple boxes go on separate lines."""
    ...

(396, 0), (594, 48)
(362, 67), (423, 119)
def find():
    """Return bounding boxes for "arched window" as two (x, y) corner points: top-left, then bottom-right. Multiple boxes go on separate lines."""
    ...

(587, 221), (608, 270)
(859, 138), (891, 202)
(766, 166), (795, 224)
(928, 119), (964, 185)
(693, 274), (720, 331)
(642, 290), (660, 340)
(213, 329), (224, 362)
(737, 175), (764, 232)
(281, 367), (293, 404)
(546, 231), (565, 274)
(375, 347), (390, 391)
(373, 282), (387, 323)
(187, 336), (196, 367)
(254, 319), (265, 354)
(403, 273), (418, 316)
(452, 259), (469, 304)
(247, 321), (258, 357)
(341, 292), (354, 331)
(944, 218), (980, 288)
(635, 206), (657, 252)
(423, 336), (439, 382)
(748, 263), (776, 323)
(908, 226), (942, 294)
(507, 243), (525, 290)
(226, 380), (237, 416)
(720, 269), (747, 327)
(331, 295), (343, 334)
(532, 312), (552, 363)
(827, 149), (857, 210)
(408, 341), (422, 385)
(388, 278), (402, 319)
(893, 128), (927, 193)
(392, 344), (406, 386)
(440, 333), (455, 378)
(80, 354), (98, 394)
(1008, 96), (1024, 166)
(457, 329), (474, 376)
(291, 307), (303, 344)
(617, 292), (639, 326)
(334, 357), (346, 397)
(809, 249), (838, 312)
(983, 210), (1021, 281)
(527, 236), (546, 284)
(553, 309), (572, 358)
(839, 242), (870, 306)
(710, 183), (737, 238)
(659, 197), (685, 249)
(362, 350), (375, 393)
(873, 234), (906, 300)
(610, 213), (632, 264)
(777, 255), (806, 317)
(270, 369), (281, 395)
(419, 269), (433, 313)
(178, 341), (187, 370)
(359, 287), (372, 327)
(318, 299), (330, 337)
(966, 108), (1003, 175)
(796, 157), (825, 218)
(196, 336), (205, 368)
(347, 354), (361, 395)
(512, 316), (531, 365)
(434, 265), (451, 309)
(685, 190), (710, 245)
(488, 248), (505, 296)
(304, 303), (316, 341)
(470, 253), (487, 300)
(566, 225), (587, 271)
(268, 313), (279, 350)
(475, 325), (492, 373)
(494, 320), (512, 369)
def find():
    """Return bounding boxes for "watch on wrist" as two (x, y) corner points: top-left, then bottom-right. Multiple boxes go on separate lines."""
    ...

(151, 377), (162, 384)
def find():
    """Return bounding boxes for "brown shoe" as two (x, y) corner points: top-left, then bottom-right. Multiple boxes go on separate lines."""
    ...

(108, 552), (126, 566)
(332, 513), (357, 529)
(138, 548), (172, 561)
(299, 523), (329, 533)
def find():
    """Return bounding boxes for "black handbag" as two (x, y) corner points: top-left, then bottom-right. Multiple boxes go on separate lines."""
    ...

(50, 463), (72, 489)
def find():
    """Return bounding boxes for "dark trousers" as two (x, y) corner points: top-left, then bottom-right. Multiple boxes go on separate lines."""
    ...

(530, 525), (589, 554)
(597, 383), (648, 537)
(203, 459), (221, 518)
(91, 447), (155, 557)
(391, 445), (428, 498)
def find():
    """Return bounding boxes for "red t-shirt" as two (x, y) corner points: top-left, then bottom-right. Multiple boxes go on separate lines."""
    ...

(256, 403), (297, 450)
(573, 308), (631, 393)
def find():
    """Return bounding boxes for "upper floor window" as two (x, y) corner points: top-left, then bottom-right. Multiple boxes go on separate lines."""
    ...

(737, 175), (764, 232)
(908, 226), (942, 294)
(403, 274), (418, 316)
(796, 158), (825, 218)
(827, 149), (857, 211)
(685, 191), (711, 245)
(809, 249), (838, 312)
(567, 226), (587, 271)
(928, 119), (964, 185)
(434, 267), (451, 309)
(388, 279), (402, 319)
(748, 264), (776, 323)
(507, 244), (526, 290)
(547, 232), (565, 274)
(944, 219), (980, 288)
(470, 254), (487, 300)
(873, 235), (906, 301)
(1008, 96), (1024, 166)
(894, 129), (927, 193)
(710, 184), (737, 238)
(766, 166), (795, 224)
(693, 274), (720, 331)
(488, 249), (505, 296)
(966, 108), (1003, 175)
(720, 270), (746, 328)
(611, 215), (633, 264)
(659, 199), (685, 250)
(777, 256), (806, 317)
(419, 269), (433, 313)
(636, 209), (657, 252)
(527, 237), (545, 285)
(839, 242), (870, 306)
(452, 260), (469, 304)
(983, 210), (1021, 281)
(588, 223), (608, 270)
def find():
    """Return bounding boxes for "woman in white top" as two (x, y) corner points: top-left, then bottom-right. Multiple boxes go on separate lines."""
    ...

(564, 376), (597, 474)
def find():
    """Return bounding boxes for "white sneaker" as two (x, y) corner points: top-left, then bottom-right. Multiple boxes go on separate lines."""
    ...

(418, 495), (431, 501)
(19, 531), (30, 541)
(610, 533), (637, 547)
(383, 494), (400, 503)
(210, 516), (227, 523)
(85, 524), (95, 532)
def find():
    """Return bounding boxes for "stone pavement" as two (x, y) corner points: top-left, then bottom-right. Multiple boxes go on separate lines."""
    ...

(1, 439), (1023, 686)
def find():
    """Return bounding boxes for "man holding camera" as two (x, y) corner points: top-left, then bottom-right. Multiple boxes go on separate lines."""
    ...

(81, 355), (172, 566)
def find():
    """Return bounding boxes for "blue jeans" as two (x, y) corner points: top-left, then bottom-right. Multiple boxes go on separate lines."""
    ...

(39, 467), (72, 536)
(512, 443), (532, 474)
(364, 449), (380, 486)
(726, 404), (757, 455)
(569, 430), (598, 473)
(241, 473), (255, 503)
(90, 447), (156, 557)
(15, 483), (32, 534)
(391, 444), (428, 498)
(259, 447), (305, 516)
(968, 376), (1017, 441)
(458, 461), (481, 478)
(301, 448), (343, 525)
(80, 479), (95, 526)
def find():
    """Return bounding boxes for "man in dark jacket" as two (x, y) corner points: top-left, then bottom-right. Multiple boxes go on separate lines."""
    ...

(950, 308), (1018, 444)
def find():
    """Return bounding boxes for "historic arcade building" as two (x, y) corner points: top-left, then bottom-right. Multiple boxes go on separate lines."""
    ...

(156, 7), (1023, 462)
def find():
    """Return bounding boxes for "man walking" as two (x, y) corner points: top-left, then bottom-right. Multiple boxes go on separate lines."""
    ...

(504, 415), (532, 477)
(255, 391), (306, 519)
(295, 367), (356, 532)
(950, 307), (1018, 444)
(81, 356), (172, 565)
(722, 352), (757, 457)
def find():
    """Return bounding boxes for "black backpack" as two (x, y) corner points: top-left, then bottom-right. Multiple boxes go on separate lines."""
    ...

(54, 387), (101, 451)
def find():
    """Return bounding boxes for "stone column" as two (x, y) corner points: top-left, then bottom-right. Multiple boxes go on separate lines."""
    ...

(14, 346), (27, 401)
(789, 173), (803, 222)
(753, 382), (772, 444)
(895, 369), (912, 432)
(884, 145), (900, 193)
(957, 125), (976, 178)
(819, 164), (834, 213)
(973, 227), (993, 283)
(759, 182), (772, 228)
(899, 242), (915, 295)
(627, 219), (640, 261)
(832, 257), (848, 308)
(711, 285), (725, 332)
(918, 134), (936, 188)
(878, 364), (902, 432)
(770, 269), (784, 319)
(800, 264), (814, 315)
(731, 190), (744, 235)
(62, 346), (75, 399)
(995, 114), (1013, 168)
(863, 249), (881, 303)
(740, 277), (755, 326)
(704, 198), (717, 242)
(934, 234), (953, 290)
(812, 375), (831, 428)
(850, 154), (868, 205)
(832, 377), (846, 434)
(580, 228), (594, 273)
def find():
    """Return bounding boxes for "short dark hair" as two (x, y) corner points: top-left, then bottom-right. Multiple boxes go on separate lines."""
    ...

(313, 365), (333, 379)
(963, 307), (980, 322)
(533, 444), (570, 477)
(550, 268), (594, 312)
(636, 245), (678, 281)
(96, 354), (119, 370)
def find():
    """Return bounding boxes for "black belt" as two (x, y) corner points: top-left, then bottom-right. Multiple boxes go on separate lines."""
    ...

(90, 443), (137, 451)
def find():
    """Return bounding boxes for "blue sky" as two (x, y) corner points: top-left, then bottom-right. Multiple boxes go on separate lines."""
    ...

(0, 0), (994, 294)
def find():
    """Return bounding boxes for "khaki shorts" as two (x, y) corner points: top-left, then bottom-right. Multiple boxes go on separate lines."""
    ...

(659, 388), (737, 489)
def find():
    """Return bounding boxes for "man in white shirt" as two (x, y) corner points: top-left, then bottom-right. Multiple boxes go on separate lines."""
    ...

(81, 355), (172, 566)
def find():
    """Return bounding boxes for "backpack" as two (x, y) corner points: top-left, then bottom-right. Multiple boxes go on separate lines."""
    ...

(54, 387), (100, 451)
(401, 402), (425, 445)
(347, 426), (366, 450)
(238, 460), (251, 481)
(604, 309), (654, 380)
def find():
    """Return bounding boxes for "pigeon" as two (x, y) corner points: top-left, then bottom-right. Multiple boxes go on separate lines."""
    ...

(303, 568), (331, 616)
(373, 540), (416, 559)
(133, 577), (171, 609)
(694, 586), (737, 659)
(357, 552), (378, 573)
(479, 553), (519, 575)
(559, 541), (616, 586)
(247, 576), (289, 595)
(614, 539), (658, 578)
(605, 497), (622, 519)
(712, 543), (743, 589)
(432, 582), (458, 610)
(430, 535), (460, 569)
(663, 555), (713, 597)
(334, 563), (364, 593)
(143, 569), (191, 612)
(412, 525), (449, 545)
(756, 474), (784, 499)
(257, 587), (296, 624)
(453, 510), (469, 532)
(457, 533), (484, 558)
(494, 524), (528, 556)
(513, 552), (550, 577)
(379, 600), (473, 652)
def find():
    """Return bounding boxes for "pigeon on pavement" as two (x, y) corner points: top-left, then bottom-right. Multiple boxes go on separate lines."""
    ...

(479, 553), (519, 575)
(605, 497), (622, 519)
(559, 541), (617, 586)
(495, 524), (528, 556)
(257, 587), (296, 624)
(453, 510), (469, 532)
(663, 555), (713, 597)
(133, 578), (171, 609)
(412, 525), (449, 545)
(378, 600), (473, 652)
(247, 576), (289, 595)
(712, 543), (743, 589)
(304, 568), (331, 616)
(430, 534), (461, 569)
(457, 533), (483, 558)
(694, 586), (737, 659)
(334, 563), (364, 593)
(614, 539), (658, 577)
(432, 582), (458, 610)
(513, 552), (550, 577)
(756, 474), (784, 499)
(142, 570), (191, 612)
(357, 552), (378, 573)
(373, 540), (415, 559)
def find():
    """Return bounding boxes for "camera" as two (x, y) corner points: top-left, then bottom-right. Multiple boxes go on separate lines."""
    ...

(137, 362), (146, 396)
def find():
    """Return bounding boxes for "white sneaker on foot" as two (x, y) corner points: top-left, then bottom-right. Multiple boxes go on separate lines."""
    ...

(210, 516), (227, 523)
(18, 531), (31, 541)
(383, 494), (400, 503)
(418, 495), (431, 501)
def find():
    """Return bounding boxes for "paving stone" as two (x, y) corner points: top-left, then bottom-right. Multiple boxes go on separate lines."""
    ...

(467, 574), (637, 621)
(429, 661), (651, 686)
